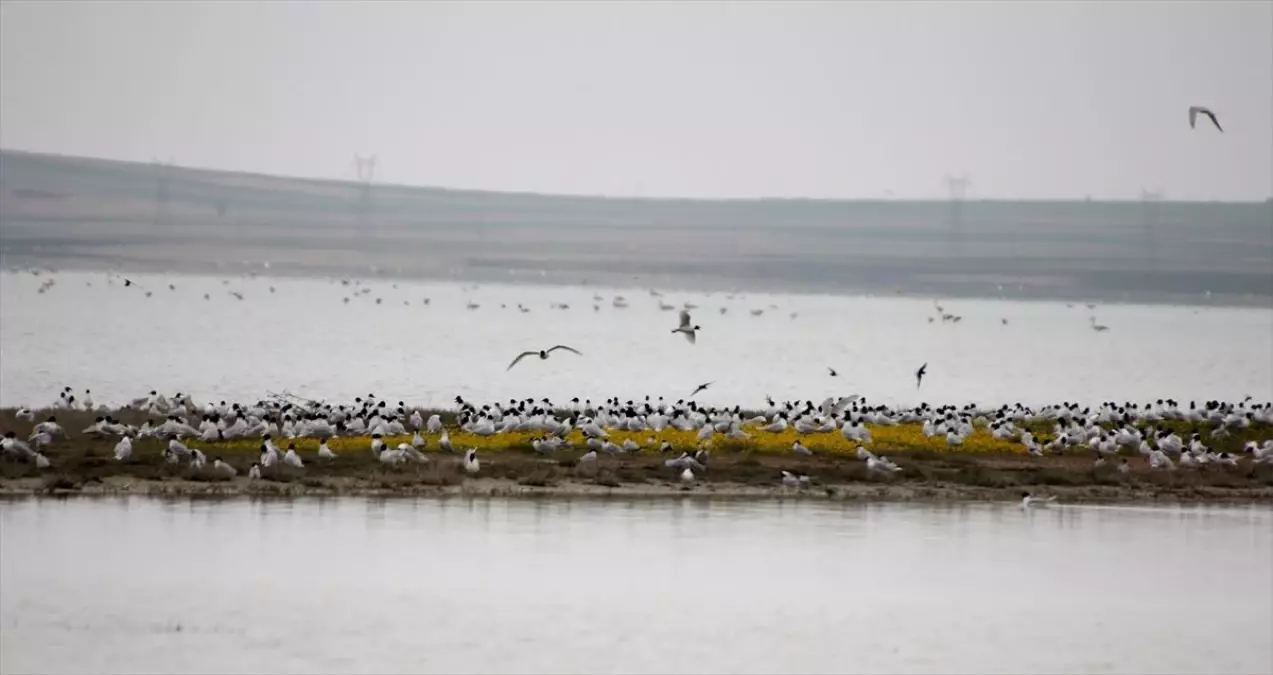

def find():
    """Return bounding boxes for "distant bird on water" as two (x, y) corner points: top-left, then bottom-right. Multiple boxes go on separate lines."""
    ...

(689, 382), (713, 398)
(672, 309), (701, 344)
(1188, 106), (1223, 132)
(915, 363), (928, 389)
(506, 345), (583, 371)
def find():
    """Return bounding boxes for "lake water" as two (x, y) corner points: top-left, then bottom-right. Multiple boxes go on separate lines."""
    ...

(1, 497), (1270, 674)
(1, 269), (1270, 410)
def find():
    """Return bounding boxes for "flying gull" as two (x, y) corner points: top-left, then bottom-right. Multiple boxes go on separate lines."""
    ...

(507, 345), (583, 371)
(1188, 106), (1223, 132)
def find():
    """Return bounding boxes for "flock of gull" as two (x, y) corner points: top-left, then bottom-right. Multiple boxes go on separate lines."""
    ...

(4, 385), (1271, 506)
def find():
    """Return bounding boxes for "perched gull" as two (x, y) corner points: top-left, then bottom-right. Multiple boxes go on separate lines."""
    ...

(1021, 491), (1057, 509)
(507, 345), (583, 371)
(1188, 105), (1223, 132)
(672, 309), (701, 344)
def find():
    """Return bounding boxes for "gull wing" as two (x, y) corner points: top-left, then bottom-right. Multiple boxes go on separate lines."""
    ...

(506, 351), (538, 371)
(1202, 109), (1223, 132)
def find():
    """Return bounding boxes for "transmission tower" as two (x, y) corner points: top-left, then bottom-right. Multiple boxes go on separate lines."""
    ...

(1139, 187), (1163, 268)
(152, 157), (175, 229)
(353, 153), (377, 235)
(945, 173), (971, 243)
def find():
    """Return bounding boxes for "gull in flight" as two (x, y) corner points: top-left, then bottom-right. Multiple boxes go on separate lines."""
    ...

(507, 345), (583, 371)
(1188, 106), (1223, 132)
(672, 309), (701, 344)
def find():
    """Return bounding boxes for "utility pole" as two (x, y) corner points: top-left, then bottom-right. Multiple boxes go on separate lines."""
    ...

(152, 157), (175, 229)
(1139, 187), (1163, 269)
(945, 173), (971, 244)
(353, 153), (377, 237)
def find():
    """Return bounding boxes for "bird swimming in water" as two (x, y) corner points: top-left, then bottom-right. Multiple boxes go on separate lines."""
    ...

(916, 363), (928, 389)
(1188, 105), (1223, 132)
(506, 345), (583, 371)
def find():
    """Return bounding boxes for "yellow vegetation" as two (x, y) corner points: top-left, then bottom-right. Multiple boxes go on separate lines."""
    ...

(187, 423), (1028, 456)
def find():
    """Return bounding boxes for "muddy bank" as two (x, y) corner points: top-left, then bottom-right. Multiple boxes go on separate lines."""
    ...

(4, 475), (1273, 504)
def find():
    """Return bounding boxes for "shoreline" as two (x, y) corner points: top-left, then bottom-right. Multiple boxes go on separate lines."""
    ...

(5, 476), (1272, 506)
(5, 476), (1273, 505)
(5, 260), (1272, 312)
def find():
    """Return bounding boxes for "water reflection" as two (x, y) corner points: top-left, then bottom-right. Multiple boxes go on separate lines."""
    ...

(0, 497), (1269, 675)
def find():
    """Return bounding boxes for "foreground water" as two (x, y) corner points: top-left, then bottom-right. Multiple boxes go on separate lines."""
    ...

(1, 270), (1270, 410)
(1, 497), (1270, 674)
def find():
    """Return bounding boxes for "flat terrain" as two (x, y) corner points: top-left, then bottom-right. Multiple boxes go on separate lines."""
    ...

(3, 150), (1271, 306)
(4, 407), (1271, 503)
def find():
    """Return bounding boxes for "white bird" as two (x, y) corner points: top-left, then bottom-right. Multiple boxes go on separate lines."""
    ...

(113, 436), (133, 461)
(672, 309), (701, 344)
(507, 345), (583, 371)
(1021, 491), (1057, 508)
(283, 448), (304, 468)
(1188, 105), (1223, 132)
(213, 458), (237, 478)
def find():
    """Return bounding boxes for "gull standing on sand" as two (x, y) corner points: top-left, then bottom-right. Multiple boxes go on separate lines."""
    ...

(1188, 105), (1223, 132)
(113, 435), (132, 461)
(507, 345), (583, 371)
(672, 309), (701, 344)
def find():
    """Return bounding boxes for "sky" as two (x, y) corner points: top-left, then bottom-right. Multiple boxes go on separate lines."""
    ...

(1, 1), (1270, 201)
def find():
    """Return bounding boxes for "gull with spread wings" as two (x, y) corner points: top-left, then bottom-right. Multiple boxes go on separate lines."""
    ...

(507, 345), (583, 371)
(1188, 106), (1223, 133)
(672, 309), (701, 344)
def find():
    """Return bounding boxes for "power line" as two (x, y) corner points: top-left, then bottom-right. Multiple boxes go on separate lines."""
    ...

(1140, 187), (1164, 268)
(353, 154), (377, 231)
(152, 157), (175, 228)
(944, 173), (971, 244)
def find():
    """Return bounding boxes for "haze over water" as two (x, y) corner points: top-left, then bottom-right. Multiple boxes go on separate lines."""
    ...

(1, 269), (1270, 410)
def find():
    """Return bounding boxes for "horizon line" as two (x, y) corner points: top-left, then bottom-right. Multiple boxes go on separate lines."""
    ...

(2, 146), (1269, 206)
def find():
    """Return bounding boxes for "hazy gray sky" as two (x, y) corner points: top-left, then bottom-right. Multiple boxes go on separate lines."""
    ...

(2, 1), (1269, 200)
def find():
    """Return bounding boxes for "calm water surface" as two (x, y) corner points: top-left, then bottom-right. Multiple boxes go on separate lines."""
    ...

(1, 270), (1271, 409)
(1, 497), (1270, 675)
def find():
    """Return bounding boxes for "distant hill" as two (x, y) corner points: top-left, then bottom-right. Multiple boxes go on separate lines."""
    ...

(1, 149), (1270, 306)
